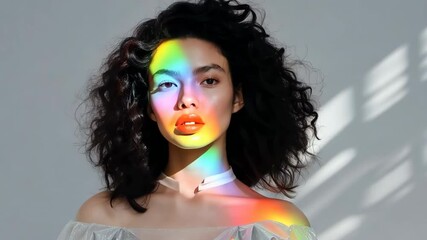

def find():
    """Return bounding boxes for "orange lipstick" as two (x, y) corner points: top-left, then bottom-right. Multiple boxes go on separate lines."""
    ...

(175, 113), (205, 135)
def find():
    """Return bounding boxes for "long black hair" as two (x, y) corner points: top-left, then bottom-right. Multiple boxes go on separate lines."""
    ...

(83, 0), (319, 213)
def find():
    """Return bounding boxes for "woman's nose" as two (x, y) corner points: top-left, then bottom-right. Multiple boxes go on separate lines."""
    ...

(177, 85), (199, 109)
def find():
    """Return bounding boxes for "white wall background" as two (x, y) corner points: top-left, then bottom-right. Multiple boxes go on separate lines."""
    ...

(1, 0), (426, 239)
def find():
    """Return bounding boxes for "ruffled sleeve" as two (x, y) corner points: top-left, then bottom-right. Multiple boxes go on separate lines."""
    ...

(57, 221), (139, 240)
(214, 221), (317, 240)
(288, 225), (318, 240)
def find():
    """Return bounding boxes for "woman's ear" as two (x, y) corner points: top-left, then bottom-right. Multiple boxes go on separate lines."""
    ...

(232, 87), (244, 113)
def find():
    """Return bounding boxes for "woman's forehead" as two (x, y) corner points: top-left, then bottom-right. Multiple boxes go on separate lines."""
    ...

(149, 38), (229, 76)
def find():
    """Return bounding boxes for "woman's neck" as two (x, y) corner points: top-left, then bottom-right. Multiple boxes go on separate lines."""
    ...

(164, 141), (230, 197)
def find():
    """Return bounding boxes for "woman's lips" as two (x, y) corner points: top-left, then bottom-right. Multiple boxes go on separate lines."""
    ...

(175, 113), (205, 134)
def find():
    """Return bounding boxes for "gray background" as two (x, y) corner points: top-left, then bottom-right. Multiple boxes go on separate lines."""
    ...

(1, 0), (426, 239)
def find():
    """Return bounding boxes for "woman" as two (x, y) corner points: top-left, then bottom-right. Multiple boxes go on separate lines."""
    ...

(58, 0), (319, 239)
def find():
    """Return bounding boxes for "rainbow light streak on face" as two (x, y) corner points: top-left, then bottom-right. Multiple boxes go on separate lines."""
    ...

(149, 38), (233, 171)
(149, 40), (190, 79)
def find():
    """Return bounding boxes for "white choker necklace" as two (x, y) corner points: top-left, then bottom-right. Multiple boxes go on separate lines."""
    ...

(158, 168), (236, 193)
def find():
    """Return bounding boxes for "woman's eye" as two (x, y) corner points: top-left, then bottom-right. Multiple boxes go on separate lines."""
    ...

(201, 78), (219, 86)
(158, 81), (177, 89)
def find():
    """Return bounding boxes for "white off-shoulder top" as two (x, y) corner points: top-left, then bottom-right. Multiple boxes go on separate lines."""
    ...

(57, 220), (317, 240)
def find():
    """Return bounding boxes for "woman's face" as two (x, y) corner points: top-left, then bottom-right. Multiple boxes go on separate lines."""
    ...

(148, 38), (243, 149)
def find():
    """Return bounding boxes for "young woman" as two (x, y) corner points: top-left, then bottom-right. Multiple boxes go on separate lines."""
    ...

(58, 0), (319, 239)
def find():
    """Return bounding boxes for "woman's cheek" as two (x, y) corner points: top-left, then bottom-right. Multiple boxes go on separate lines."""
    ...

(151, 93), (177, 115)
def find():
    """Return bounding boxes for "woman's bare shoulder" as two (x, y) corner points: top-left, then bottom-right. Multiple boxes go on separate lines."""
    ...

(259, 197), (311, 227)
(75, 191), (125, 226)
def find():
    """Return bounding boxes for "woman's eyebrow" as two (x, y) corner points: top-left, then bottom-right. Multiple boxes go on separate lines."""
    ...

(152, 69), (181, 78)
(152, 64), (225, 78)
(193, 64), (225, 75)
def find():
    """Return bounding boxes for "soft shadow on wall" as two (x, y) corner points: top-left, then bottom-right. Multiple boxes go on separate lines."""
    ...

(294, 26), (427, 240)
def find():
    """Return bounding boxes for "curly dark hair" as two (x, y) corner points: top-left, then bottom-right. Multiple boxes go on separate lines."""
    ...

(83, 0), (318, 213)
